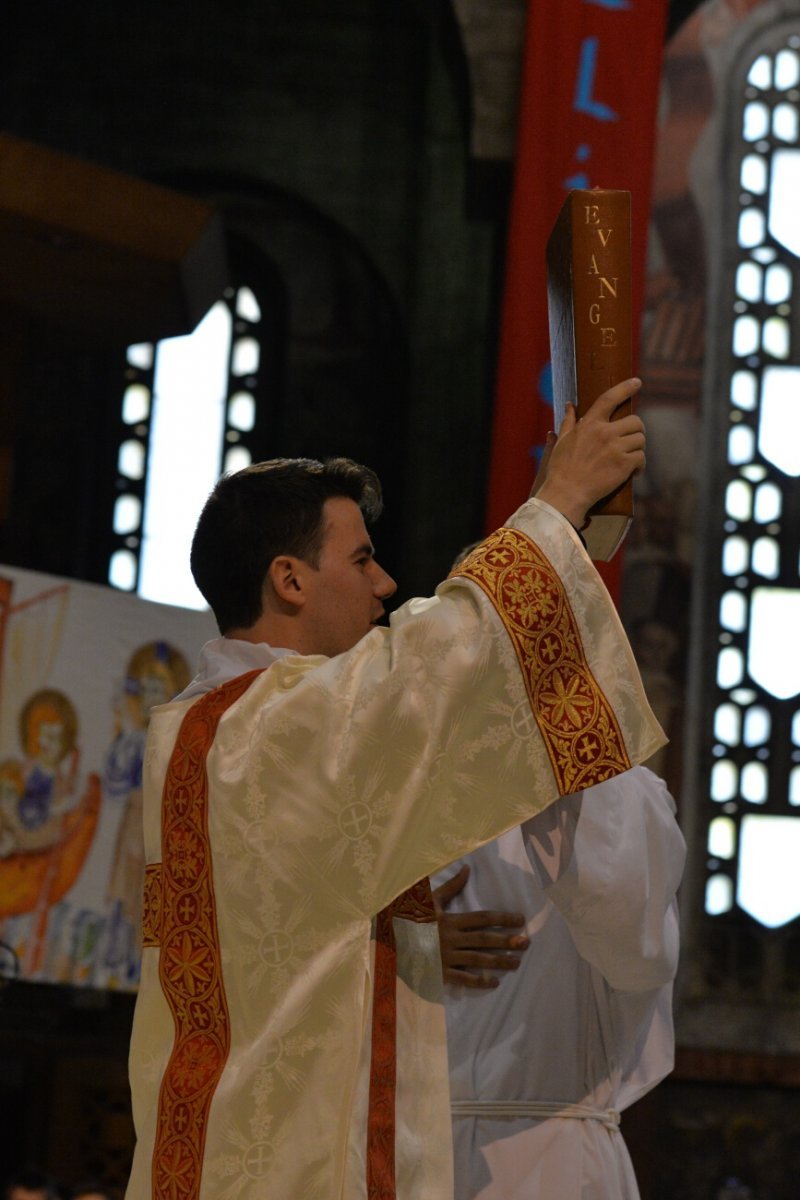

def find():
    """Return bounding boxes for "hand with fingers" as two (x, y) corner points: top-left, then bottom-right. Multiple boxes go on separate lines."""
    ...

(534, 377), (646, 528)
(432, 863), (529, 990)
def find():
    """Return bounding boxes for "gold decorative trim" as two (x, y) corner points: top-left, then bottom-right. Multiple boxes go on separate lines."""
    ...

(451, 528), (631, 792)
(152, 670), (263, 1200)
(142, 863), (162, 948)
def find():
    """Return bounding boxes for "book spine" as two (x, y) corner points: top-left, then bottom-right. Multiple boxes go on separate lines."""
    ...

(571, 192), (632, 418)
(570, 193), (633, 528)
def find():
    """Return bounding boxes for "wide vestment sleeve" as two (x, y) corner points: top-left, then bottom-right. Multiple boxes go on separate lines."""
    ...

(521, 765), (686, 991)
(207, 496), (665, 917)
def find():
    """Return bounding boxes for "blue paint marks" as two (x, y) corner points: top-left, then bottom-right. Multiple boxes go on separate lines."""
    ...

(573, 37), (619, 122)
(564, 144), (592, 190)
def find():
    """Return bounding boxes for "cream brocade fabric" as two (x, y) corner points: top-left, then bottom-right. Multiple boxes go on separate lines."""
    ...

(126, 498), (665, 1200)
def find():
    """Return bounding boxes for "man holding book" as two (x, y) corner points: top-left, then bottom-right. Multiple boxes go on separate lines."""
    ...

(125, 380), (656, 1200)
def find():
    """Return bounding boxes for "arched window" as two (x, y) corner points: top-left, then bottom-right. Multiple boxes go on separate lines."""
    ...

(2, 181), (406, 601)
(108, 284), (265, 609)
(691, 19), (800, 1005)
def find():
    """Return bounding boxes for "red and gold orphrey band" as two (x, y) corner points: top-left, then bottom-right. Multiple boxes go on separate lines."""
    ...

(451, 527), (631, 791)
(143, 671), (434, 1200)
(367, 880), (436, 1200)
(148, 669), (264, 1200)
(142, 863), (161, 949)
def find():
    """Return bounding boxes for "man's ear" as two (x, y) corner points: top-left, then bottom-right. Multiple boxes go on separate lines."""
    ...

(266, 555), (308, 611)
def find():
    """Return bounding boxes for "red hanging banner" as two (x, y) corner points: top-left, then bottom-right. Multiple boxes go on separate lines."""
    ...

(484, 0), (669, 595)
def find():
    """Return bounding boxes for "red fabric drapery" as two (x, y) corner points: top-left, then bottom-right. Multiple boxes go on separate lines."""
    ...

(484, 0), (669, 599)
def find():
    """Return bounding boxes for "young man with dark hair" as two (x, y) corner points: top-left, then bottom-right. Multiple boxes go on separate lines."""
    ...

(190, 456), (384, 636)
(126, 381), (664, 1200)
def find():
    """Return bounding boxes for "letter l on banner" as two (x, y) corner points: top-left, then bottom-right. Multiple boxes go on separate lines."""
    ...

(484, 0), (669, 599)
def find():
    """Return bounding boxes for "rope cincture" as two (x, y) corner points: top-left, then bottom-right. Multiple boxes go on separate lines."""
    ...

(450, 1099), (621, 1133)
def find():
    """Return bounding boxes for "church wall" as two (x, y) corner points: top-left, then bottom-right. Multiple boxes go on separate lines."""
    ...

(0, 2), (498, 1188)
(0, 0), (497, 599)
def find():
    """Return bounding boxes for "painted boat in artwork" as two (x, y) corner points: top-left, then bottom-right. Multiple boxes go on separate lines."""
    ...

(0, 772), (101, 917)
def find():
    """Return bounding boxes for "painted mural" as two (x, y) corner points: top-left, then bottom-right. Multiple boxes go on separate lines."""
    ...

(0, 565), (215, 990)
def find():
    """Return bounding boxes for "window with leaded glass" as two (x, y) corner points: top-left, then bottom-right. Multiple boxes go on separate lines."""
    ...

(109, 285), (264, 610)
(691, 23), (800, 1008)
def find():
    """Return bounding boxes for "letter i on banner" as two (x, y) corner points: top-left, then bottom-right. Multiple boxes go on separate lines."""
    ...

(484, 0), (669, 598)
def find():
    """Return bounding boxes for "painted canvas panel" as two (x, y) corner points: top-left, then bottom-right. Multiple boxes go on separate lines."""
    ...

(0, 565), (216, 991)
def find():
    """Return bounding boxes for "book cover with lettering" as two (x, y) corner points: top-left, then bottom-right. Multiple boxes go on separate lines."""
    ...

(546, 188), (633, 561)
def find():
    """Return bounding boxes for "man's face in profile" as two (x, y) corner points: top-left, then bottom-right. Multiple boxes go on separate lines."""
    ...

(301, 497), (396, 658)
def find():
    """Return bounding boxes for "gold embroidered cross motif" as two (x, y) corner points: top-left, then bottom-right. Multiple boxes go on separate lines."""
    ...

(451, 527), (631, 792)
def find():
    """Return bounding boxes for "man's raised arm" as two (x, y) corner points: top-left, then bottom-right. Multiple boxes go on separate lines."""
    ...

(534, 377), (644, 528)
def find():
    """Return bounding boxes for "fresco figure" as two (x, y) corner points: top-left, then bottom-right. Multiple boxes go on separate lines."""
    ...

(0, 688), (101, 978)
(17, 689), (79, 838)
(103, 641), (190, 980)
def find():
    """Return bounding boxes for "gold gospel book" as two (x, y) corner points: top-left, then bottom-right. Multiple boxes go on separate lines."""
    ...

(546, 188), (633, 561)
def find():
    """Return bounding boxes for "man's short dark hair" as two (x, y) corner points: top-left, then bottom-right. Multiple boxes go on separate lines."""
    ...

(191, 456), (383, 634)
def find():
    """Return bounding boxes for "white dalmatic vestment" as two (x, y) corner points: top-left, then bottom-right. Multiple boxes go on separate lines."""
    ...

(435, 766), (685, 1200)
(125, 499), (665, 1200)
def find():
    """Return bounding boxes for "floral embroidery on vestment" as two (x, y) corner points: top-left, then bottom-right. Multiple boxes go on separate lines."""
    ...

(367, 878), (435, 1199)
(151, 669), (264, 1200)
(451, 527), (631, 791)
(142, 863), (161, 948)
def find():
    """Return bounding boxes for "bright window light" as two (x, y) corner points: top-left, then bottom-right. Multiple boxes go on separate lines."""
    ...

(748, 588), (800, 699)
(709, 816), (737, 859)
(754, 482), (781, 522)
(228, 391), (256, 431)
(138, 302), (232, 609)
(113, 495), (142, 536)
(711, 760), (738, 802)
(741, 154), (767, 194)
(759, 366), (800, 475)
(728, 424), (755, 465)
(775, 48), (800, 89)
(718, 647), (745, 689)
(122, 384), (151, 424)
(747, 55), (771, 89)
(127, 343), (154, 370)
(236, 287), (262, 321)
(769, 149), (800, 255)
(109, 549), (138, 591)
(738, 815), (800, 926)
(725, 480), (752, 521)
(706, 874), (734, 916)
(731, 370), (757, 409)
(720, 590), (747, 631)
(743, 706), (771, 746)
(119, 440), (146, 480)
(714, 703), (741, 746)
(743, 101), (770, 140)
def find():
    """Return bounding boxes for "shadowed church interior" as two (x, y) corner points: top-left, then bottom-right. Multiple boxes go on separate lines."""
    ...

(1, 2), (799, 1197)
